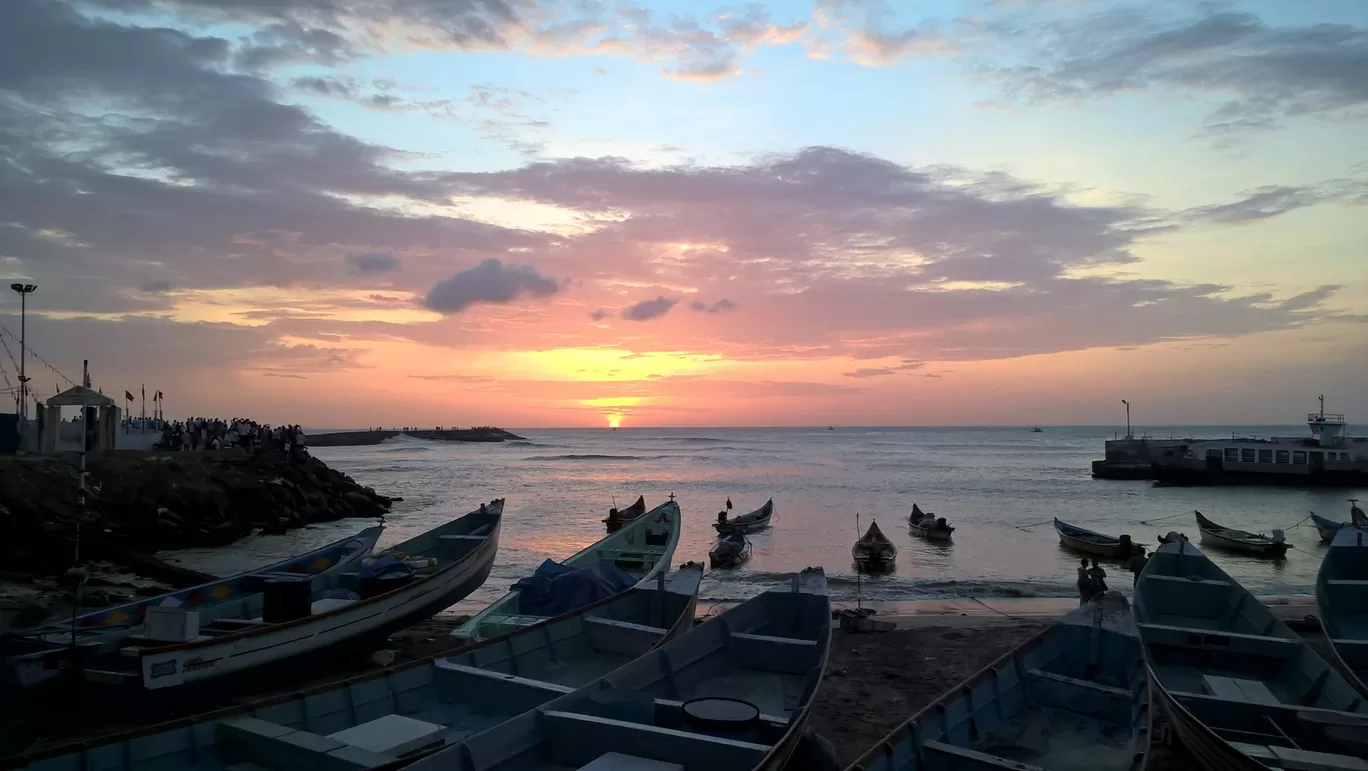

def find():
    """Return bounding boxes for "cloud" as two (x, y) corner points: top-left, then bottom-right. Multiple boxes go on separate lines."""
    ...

(808, 0), (948, 66)
(621, 296), (678, 321)
(345, 251), (402, 274)
(689, 298), (737, 313)
(843, 367), (894, 378)
(422, 258), (561, 315)
(588, 308), (611, 322)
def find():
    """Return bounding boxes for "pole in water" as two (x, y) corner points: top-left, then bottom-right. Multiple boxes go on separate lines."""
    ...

(855, 512), (862, 611)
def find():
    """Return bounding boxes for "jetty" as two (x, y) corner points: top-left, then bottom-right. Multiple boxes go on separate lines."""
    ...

(303, 427), (523, 447)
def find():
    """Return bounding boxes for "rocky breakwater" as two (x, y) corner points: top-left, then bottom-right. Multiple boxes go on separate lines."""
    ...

(305, 426), (523, 447)
(0, 450), (393, 580)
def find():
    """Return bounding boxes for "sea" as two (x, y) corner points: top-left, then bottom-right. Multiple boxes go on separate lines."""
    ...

(163, 426), (1368, 616)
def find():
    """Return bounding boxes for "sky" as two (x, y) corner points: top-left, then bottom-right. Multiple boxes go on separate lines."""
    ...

(1, 0), (1366, 429)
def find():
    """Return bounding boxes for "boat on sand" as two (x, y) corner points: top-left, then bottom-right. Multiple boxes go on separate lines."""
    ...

(3, 564), (707, 771)
(847, 591), (1151, 771)
(603, 495), (646, 533)
(1054, 518), (1143, 560)
(1136, 539), (1368, 769)
(1316, 525), (1368, 694)
(455, 498), (681, 642)
(853, 520), (896, 571)
(407, 567), (832, 771)
(1194, 510), (1289, 558)
(708, 532), (752, 568)
(714, 499), (774, 534)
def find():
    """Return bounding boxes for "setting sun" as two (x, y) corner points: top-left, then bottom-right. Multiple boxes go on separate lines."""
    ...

(606, 413), (623, 429)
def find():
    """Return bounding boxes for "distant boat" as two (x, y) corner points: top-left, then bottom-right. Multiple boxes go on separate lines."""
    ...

(1031, 427), (1044, 432)
(1054, 518), (1143, 559)
(1136, 539), (1368, 766)
(847, 592), (1150, 771)
(708, 532), (752, 569)
(1316, 526), (1368, 694)
(828, 426), (835, 430)
(853, 519), (896, 570)
(454, 499), (681, 642)
(714, 498), (773, 534)
(1194, 510), (1288, 558)
(602, 494), (647, 533)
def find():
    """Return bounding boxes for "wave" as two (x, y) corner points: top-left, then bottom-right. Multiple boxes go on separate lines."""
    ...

(662, 437), (727, 444)
(521, 454), (674, 462)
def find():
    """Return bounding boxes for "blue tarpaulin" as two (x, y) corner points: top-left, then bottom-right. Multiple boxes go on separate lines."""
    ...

(514, 559), (637, 616)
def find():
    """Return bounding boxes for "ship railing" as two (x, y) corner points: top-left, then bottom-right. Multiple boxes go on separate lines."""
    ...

(1308, 413), (1346, 424)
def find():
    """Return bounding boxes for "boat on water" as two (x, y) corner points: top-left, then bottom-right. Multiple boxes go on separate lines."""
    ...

(1135, 539), (1368, 769)
(907, 503), (952, 541)
(853, 520), (896, 570)
(708, 532), (752, 569)
(714, 498), (774, 534)
(1149, 398), (1368, 487)
(1054, 518), (1143, 560)
(1194, 510), (1289, 558)
(407, 567), (832, 771)
(846, 591), (1151, 771)
(54, 502), (500, 702)
(603, 495), (647, 533)
(1, 525), (383, 694)
(1032, 427), (1044, 433)
(3, 564), (707, 771)
(455, 498), (681, 642)
(1316, 526), (1368, 695)
(1310, 502), (1368, 544)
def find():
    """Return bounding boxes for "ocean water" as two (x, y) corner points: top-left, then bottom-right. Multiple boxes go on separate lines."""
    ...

(164, 426), (1368, 615)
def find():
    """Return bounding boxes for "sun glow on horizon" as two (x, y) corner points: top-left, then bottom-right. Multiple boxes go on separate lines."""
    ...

(606, 412), (623, 428)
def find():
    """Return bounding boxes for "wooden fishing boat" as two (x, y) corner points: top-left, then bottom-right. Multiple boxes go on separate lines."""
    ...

(1310, 506), (1367, 544)
(1, 525), (383, 694)
(603, 495), (647, 533)
(1316, 526), (1368, 694)
(714, 498), (774, 534)
(1055, 518), (1143, 559)
(708, 532), (752, 569)
(908, 503), (953, 541)
(2, 564), (707, 771)
(1194, 510), (1289, 558)
(66, 502), (502, 702)
(409, 567), (831, 771)
(456, 498), (681, 642)
(853, 520), (896, 570)
(1135, 539), (1368, 769)
(847, 591), (1151, 771)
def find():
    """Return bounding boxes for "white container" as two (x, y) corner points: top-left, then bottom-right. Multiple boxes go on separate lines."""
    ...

(144, 606), (200, 642)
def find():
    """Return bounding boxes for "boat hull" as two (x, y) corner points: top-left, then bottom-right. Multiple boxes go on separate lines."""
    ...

(1055, 518), (1141, 560)
(714, 500), (774, 534)
(1316, 527), (1368, 694)
(909, 522), (952, 541)
(1151, 463), (1367, 487)
(1194, 512), (1288, 558)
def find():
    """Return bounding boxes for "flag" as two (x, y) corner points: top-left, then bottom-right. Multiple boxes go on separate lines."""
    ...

(155, 390), (163, 401)
(125, 390), (134, 401)
(726, 497), (733, 510)
(141, 384), (145, 399)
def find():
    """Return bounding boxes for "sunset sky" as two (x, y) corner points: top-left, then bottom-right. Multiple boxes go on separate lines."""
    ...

(2, 0), (1365, 428)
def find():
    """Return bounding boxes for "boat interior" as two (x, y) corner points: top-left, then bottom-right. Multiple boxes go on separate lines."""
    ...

(1321, 528), (1368, 685)
(857, 601), (1147, 771)
(468, 508), (677, 640)
(1138, 543), (1368, 762)
(19, 566), (697, 771)
(409, 571), (830, 771)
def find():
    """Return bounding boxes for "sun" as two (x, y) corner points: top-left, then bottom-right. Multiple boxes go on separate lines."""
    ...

(606, 413), (623, 429)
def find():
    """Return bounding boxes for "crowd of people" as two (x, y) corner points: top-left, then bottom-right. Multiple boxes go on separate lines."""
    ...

(156, 417), (304, 456)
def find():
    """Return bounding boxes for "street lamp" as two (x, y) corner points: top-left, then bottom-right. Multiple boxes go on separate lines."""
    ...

(10, 283), (36, 444)
(1121, 399), (1131, 440)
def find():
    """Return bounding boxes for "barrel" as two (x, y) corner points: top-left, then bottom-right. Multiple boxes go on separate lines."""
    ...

(262, 576), (312, 624)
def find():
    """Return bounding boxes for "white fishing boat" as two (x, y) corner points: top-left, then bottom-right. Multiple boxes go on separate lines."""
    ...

(1194, 510), (1289, 558)
(454, 498), (681, 642)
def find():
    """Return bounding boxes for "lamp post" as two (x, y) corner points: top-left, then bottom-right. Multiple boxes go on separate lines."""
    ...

(1121, 399), (1131, 440)
(10, 283), (36, 447)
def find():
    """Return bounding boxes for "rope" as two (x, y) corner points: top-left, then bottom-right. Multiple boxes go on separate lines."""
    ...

(1287, 513), (1313, 530)
(1139, 511), (1191, 525)
(0, 322), (77, 387)
(1015, 519), (1054, 531)
(969, 597), (1036, 622)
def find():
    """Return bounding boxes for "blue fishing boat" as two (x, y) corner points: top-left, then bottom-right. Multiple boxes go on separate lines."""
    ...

(455, 498), (681, 642)
(1136, 540), (1368, 769)
(1, 525), (382, 693)
(1317, 526), (1368, 695)
(846, 592), (1150, 771)
(2, 564), (706, 770)
(408, 567), (831, 771)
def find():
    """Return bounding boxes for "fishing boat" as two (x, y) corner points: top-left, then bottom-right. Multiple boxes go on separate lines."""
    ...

(708, 532), (752, 569)
(846, 591), (1151, 771)
(1310, 502), (1368, 544)
(907, 503), (953, 541)
(1, 525), (383, 694)
(603, 495), (647, 533)
(3, 564), (707, 771)
(408, 568), (831, 771)
(1135, 539), (1368, 769)
(1194, 510), (1289, 558)
(57, 502), (501, 701)
(853, 519), (896, 570)
(714, 498), (774, 534)
(1054, 518), (1143, 559)
(455, 498), (681, 642)
(1316, 526), (1368, 695)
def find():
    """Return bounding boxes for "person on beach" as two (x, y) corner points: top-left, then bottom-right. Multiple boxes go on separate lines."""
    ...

(1129, 551), (1149, 585)
(1088, 559), (1108, 596)
(1077, 558), (1091, 605)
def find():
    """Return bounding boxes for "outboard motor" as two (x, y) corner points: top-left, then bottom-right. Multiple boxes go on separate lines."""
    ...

(1271, 528), (1286, 544)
